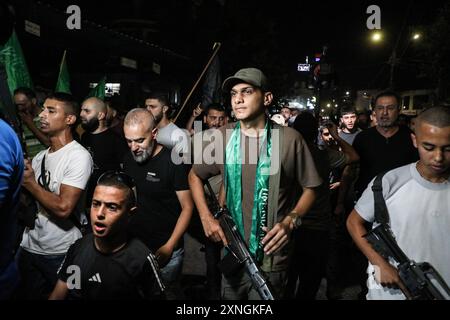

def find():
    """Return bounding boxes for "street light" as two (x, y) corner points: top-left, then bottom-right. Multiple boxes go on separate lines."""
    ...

(371, 31), (383, 43)
(372, 29), (422, 89)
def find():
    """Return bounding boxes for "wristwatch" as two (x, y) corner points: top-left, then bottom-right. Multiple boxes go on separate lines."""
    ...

(288, 211), (302, 229)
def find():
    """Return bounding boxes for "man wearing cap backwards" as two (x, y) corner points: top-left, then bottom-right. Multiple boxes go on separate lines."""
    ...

(189, 68), (322, 300)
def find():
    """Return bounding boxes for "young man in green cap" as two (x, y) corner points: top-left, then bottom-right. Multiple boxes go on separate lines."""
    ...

(189, 67), (322, 300)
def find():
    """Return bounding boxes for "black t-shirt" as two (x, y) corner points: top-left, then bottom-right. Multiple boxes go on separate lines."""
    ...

(57, 234), (157, 300)
(81, 129), (128, 206)
(123, 147), (190, 251)
(353, 125), (419, 196)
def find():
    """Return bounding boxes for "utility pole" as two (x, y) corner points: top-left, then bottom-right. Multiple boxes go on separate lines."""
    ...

(388, 33), (402, 90)
(313, 45), (330, 118)
(389, 50), (396, 89)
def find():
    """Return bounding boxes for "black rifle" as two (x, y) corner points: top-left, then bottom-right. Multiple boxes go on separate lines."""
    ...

(146, 252), (166, 294)
(365, 224), (450, 300)
(205, 181), (275, 300)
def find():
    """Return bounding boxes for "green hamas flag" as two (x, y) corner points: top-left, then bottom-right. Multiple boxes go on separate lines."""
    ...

(87, 76), (106, 100)
(55, 50), (71, 93)
(0, 30), (33, 95)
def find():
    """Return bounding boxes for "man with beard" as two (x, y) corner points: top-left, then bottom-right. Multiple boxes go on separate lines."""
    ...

(185, 103), (227, 136)
(80, 97), (128, 208)
(339, 106), (361, 145)
(145, 91), (189, 157)
(353, 91), (419, 198)
(123, 108), (193, 299)
(105, 96), (125, 138)
(185, 103), (227, 299)
(349, 91), (419, 299)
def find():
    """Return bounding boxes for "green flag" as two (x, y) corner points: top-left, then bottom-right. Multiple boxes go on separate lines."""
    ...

(55, 50), (71, 93)
(0, 30), (33, 95)
(87, 76), (106, 100)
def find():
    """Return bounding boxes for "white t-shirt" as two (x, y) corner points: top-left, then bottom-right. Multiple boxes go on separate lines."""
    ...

(21, 140), (93, 255)
(355, 163), (450, 300)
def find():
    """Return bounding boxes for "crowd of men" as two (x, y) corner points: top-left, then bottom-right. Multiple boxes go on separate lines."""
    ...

(1, 67), (449, 301)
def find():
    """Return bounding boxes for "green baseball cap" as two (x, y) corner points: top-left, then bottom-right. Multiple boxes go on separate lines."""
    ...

(222, 68), (269, 92)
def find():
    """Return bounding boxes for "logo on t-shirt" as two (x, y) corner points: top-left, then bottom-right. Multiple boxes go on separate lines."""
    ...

(88, 273), (102, 283)
(146, 171), (160, 182)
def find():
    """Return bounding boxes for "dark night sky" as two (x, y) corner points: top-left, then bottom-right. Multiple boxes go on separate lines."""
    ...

(13, 0), (450, 92)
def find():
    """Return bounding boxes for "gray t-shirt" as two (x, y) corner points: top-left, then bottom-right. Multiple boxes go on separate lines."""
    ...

(355, 163), (450, 300)
(338, 129), (361, 145)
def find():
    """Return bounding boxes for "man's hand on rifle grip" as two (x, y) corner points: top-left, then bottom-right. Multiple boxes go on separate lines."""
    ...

(203, 215), (228, 246)
(373, 261), (404, 291)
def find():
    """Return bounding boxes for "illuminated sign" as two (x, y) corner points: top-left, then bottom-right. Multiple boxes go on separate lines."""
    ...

(297, 64), (311, 72)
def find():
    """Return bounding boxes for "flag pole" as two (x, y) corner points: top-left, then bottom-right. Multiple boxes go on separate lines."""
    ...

(173, 42), (221, 123)
(58, 50), (67, 78)
(55, 49), (71, 93)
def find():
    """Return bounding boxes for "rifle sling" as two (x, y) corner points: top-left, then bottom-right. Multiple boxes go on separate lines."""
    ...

(40, 154), (82, 229)
(372, 172), (389, 225)
(262, 124), (284, 272)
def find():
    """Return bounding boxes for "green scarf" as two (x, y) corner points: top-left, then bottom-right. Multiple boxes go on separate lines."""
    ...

(225, 121), (272, 262)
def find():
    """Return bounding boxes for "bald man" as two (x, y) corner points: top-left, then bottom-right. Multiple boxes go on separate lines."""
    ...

(123, 108), (193, 300)
(80, 97), (128, 207)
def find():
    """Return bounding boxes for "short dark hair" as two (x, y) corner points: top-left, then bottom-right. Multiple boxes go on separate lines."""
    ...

(14, 87), (36, 100)
(205, 103), (225, 115)
(145, 91), (170, 109)
(96, 171), (137, 209)
(372, 91), (401, 110)
(340, 105), (357, 117)
(415, 106), (450, 129)
(47, 92), (79, 117)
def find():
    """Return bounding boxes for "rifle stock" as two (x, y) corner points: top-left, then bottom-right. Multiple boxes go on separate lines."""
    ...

(365, 224), (450, 300)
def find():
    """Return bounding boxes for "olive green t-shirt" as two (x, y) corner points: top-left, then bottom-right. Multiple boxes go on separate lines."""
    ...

(192, 121), (322, 271)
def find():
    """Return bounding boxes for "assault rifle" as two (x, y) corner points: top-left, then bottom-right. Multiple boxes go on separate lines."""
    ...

(365, 224), (450, 300)
(146, 252), (166, 294)
(205, 181), (275, 300)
